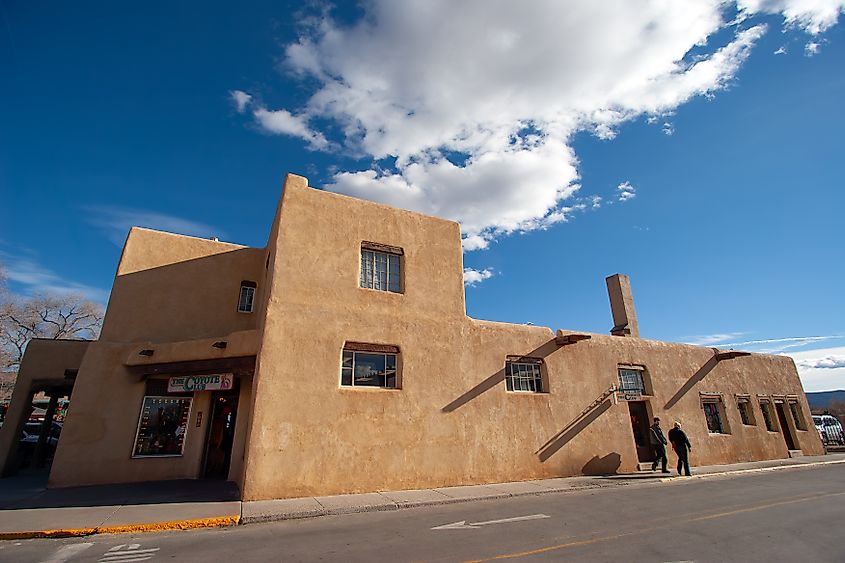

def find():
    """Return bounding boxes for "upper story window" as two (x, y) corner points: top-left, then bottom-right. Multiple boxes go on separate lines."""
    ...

(238, 281), (256, 313)
(341, 342), (400, 389)
(617, 366), (649, 395)
(505, 357), (545, 393)
(360, 242), (403, 293)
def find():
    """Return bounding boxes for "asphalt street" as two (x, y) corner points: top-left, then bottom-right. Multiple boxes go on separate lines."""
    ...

(4, 464), (844, 563)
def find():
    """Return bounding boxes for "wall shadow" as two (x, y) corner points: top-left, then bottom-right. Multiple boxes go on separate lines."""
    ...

(581, 452), (622, 476)
(537, 398), (613, 462)
(441, 339), (560, 413)
(101, 243), (265, 344)
(663, 354), (720, 410)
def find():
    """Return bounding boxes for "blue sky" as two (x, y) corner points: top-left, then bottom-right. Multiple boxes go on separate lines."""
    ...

(1, 1), (843, 391)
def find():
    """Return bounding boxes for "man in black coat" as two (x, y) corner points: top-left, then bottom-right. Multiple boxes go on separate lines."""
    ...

(668, 421), (693, 476)
(649, 417), (669, 473)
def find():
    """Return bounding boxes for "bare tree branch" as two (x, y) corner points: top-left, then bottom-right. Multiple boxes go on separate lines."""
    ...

(1, 278), (103, 373)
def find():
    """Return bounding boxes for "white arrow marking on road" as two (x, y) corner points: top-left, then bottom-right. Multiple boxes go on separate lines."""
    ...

(431, 513), (550, 530)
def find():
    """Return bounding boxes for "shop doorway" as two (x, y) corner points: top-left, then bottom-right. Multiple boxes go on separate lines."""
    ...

(203, 392), (239, 479)
(774, 402), (798, 450)
(628, 401), (653, 462)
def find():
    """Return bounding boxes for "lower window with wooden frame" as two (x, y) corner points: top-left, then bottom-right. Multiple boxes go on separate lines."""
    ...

(701, 395), (730, 434)
(341, 342), (400, 388)
(759, 398), (778, 432)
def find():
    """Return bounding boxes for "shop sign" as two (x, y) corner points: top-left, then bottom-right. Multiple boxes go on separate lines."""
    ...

(616, 390), (642, 402)
(167, 373), (233, 393)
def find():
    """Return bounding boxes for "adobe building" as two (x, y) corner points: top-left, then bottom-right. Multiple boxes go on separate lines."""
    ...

(0, 174), (823, 500)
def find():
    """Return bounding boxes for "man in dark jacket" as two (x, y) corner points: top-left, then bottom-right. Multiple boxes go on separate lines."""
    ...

(649, 417), (669, 473)
(668, 421), (693, 476)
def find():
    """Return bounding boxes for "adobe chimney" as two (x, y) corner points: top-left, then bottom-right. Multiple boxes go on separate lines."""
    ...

(606, 273), (639, 338)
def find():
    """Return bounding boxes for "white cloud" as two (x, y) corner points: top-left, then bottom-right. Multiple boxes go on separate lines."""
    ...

(683, 332), (749, 346)
(787, 346), (845, 392)
(463, 267), (494, 287)
(230, 90), (252, 113)
(235, 1), (842, 249)
(252, 107), (330, 150)
(737, 0), (845, 34)
(84, 206), (225, 247)
(798, 355), (845, 369)
(805, 41), (821, 55)
(662, 122), (675, 136)
(774, 45), (788, 54)
(0, 252), (109, 304)
(617, 181), (637, 202)
(710, 334), (844, 354)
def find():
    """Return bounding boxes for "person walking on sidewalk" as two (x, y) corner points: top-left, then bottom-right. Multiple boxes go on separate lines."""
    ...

(668, 421), (693, 476)
(650, 417), (670, 473)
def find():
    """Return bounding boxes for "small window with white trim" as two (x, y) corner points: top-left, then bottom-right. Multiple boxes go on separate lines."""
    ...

(618, 366), (650, 395)
(360, 242), (403, 293)
(505, 357), (546, 393)
(237, 281), (256, 313)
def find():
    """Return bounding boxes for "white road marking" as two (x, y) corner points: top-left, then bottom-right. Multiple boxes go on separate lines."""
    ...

(98, 543), (159, 563)
(432, 513), (550, 530)
(38, 542), (95, 563)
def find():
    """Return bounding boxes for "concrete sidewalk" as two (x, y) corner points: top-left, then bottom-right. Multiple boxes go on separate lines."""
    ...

(0, 473), (240, 539)
(2, 453), (844, 539)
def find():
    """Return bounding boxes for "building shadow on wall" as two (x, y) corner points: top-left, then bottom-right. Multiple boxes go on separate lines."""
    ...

(581, 452), (622, 476)
(101, 244), (266, 343)
(663, 354), (719, 410)
(537, 398), (613, 462)
(441, 339), (559, 413)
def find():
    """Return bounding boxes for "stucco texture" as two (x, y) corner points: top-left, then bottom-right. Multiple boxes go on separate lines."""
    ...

(41, 173), (822, 498)
(239, 176), (823, 500)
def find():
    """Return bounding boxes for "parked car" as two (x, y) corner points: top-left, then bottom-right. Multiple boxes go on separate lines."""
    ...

(813, 415), (845, 446)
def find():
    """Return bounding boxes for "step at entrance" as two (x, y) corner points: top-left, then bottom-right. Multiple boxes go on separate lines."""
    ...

(787, 449), (804, 458)
(637, 462), (655, 472)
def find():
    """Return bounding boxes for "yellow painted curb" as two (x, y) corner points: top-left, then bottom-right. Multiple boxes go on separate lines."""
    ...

(0, 527), (97, 540)
(0, 515), (239, 541)
(97, 515), (240, 535)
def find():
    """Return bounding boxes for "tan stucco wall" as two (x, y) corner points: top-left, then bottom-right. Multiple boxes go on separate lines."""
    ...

(49, 342), (212, 487)
(49, 228), (265, 488)
(0, 339), (90, 476)
(42, 173), (822, 497)
(240, 175), (822, 500)
(100, 228), (265, 343)
(227, 375), (252, 487)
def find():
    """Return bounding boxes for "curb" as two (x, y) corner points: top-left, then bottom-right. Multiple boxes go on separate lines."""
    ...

(658, 458), (845, 483)
(0, 515), (239, 541)
(4, 457), (843, 538)
(242, 459), (845, 525)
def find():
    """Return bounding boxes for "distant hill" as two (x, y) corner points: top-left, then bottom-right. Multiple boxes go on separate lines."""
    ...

(806, 390), (845, 410)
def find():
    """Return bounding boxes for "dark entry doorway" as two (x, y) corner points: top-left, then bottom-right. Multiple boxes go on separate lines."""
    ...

(628, 401), (653, 462)
(203, 392), (239, 479)
(775, 402), (797, 450)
